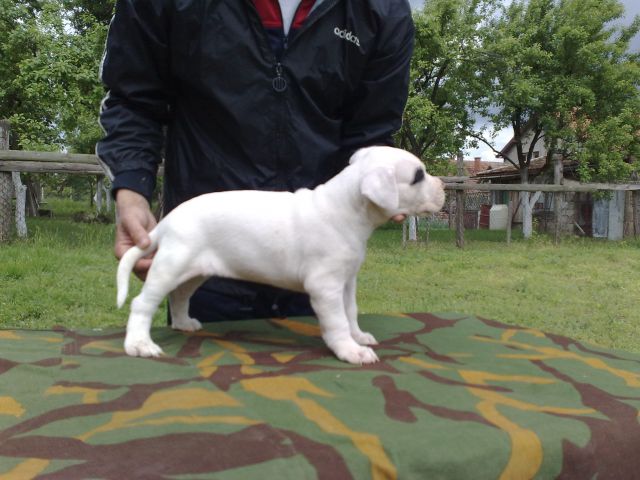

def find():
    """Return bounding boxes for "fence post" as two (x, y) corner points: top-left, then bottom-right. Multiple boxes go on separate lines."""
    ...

(624, 191), (634, 238)
(12, 172), (27, 237)
(455, 152), (465, 248)
(506, 192), (512, 245)
(633, 190), (640, 238)
(0, 121), (12, 242)
(553, 154), (563, 244)
(96, 175), (104, 212)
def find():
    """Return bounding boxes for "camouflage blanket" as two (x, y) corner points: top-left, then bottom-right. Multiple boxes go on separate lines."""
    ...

(1, 313), (639, 479)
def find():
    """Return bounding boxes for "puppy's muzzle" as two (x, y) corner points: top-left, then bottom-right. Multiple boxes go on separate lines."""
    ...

(420, 178), (446, 214)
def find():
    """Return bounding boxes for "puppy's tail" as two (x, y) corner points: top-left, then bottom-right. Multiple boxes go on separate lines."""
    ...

(116, 230), (159, 308)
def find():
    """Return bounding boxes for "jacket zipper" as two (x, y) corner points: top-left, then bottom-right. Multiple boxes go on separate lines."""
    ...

(273, 0), (341, 92)
(272, 62), (287, 92)
(245, 0), (341, 77)
(244, 0), (341, 189)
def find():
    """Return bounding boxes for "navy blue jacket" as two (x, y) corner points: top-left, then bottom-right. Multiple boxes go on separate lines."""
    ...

(97, 0), (414, 320)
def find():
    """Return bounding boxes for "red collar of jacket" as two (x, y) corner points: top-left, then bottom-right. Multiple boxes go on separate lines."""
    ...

(252, 0), (316, 30)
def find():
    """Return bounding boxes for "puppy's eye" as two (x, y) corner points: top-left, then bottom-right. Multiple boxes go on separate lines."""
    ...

(411, 168), (425, 185)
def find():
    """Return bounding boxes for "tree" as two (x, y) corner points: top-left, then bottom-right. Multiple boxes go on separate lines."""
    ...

(399, 0), (499, 175)
(2, 0), (110, 152)
(62, 0), (114, 32)
(0, 0), (113, 201)
(542, 0), (640, 183)
(0, 0), (44, 149)
(474, 0), (640, 237)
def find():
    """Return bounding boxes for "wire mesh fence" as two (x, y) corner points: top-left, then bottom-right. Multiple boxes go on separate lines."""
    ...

(0, 121), (12, 241)
(0, 172), (13, 242)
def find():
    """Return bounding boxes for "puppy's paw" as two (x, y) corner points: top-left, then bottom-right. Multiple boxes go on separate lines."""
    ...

(352, 331), (378, 346)
(333, 343), (379, 365)
(124, 337), (164, 358)
(172, 316), (203, 332)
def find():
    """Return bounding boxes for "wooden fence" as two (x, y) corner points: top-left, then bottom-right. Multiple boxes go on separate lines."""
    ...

(0, 149), (104, 174)
(1, 145), (639, 245)
(437, 181), (640, 247)
(0, 139), (109, 241)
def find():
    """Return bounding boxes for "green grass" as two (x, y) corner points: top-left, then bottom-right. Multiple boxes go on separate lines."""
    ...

(361, 226), (640, 353)
(1, 199), (639, 353)
(0, 198), (157, 330)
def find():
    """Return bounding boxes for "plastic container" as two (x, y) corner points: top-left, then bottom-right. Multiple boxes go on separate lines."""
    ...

(489, 205), (508, 230)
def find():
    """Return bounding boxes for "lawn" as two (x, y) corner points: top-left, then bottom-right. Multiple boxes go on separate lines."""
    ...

(361, 226), (640, 353)
(1, 198), (639, 353)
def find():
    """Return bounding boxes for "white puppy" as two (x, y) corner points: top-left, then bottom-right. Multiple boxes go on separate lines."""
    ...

(117, 146), (445, 364)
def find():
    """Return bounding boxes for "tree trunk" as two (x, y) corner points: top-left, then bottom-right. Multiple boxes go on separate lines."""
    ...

(523, 191), (542, 239)
(519, 168), (543, 239)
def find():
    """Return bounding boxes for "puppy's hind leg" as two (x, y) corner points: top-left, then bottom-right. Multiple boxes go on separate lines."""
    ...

(169, 276), (206, 332)
(124, 249), (192, 358)
(125, 283), (169, 357)
(308, 281), (379, 365)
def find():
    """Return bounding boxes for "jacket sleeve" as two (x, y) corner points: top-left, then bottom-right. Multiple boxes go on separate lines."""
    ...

(341, 3), (414, 153)
(96, 0), (172, 203)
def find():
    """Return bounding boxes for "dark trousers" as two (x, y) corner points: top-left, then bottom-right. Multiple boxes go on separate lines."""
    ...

(173, 277), (314, 323)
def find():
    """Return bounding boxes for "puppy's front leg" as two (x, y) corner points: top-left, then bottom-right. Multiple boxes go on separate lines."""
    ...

(344, 277), (377, 346)
(308, 281), (378, 365)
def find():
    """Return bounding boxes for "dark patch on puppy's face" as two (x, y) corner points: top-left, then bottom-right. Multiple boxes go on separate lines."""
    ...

(411, 168), (425, 185)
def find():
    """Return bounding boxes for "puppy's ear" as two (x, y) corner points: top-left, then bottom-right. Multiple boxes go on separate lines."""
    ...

(360, 167), (399, 211)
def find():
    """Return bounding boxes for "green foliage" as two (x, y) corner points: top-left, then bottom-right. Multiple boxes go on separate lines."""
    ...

(544, 0), (640, 182)
(0, 1), (43, 148)
(399, 0), (499, 173)
(0, 0), (638, 188)
(479, 0), (640, 181)
(404, 0), (639, 183)
(574, 102), (640, 182)
(0, 0), (112, 199)
(61, 0), (114, 32)
(0, 0), (109, 152)
(360, 227), (640, 353)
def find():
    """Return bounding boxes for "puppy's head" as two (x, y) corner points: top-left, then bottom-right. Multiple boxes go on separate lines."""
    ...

(351, 146), (445, 217)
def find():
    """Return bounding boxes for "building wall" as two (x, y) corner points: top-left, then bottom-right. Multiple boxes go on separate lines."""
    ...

(502, 131), (547, 164)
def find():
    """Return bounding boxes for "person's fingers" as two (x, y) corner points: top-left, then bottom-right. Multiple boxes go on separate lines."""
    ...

(115, 189), (155, 249)
(114, 223), (155, 279)
(123, 214), (152, 250)
(132, 257), (153, 280)
(114, 223), (133, 260)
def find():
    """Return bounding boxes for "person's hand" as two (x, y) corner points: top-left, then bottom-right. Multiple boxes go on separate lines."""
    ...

(115, 189), (157, 280)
